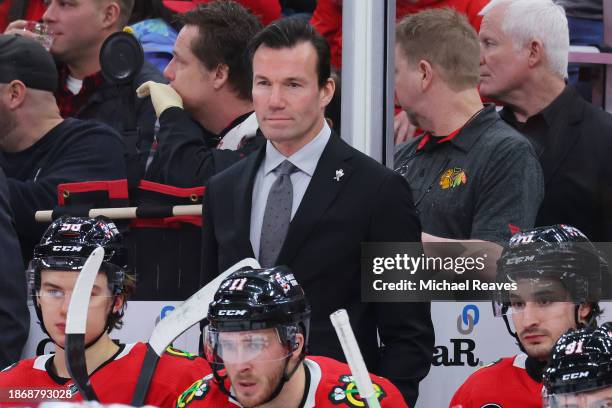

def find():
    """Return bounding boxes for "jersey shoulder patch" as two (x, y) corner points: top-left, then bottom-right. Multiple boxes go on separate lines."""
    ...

(164, 346), (197, 360)
(328, 374), (387, 407)
(176, 374), (214, 408)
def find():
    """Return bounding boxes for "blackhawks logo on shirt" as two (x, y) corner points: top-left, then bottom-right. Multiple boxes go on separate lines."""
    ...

(328, 375), (386, 407)
(177, 374), (213, 408)
(439, 167), (467, 189)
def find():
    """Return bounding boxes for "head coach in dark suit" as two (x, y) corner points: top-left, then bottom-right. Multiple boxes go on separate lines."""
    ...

(201, 18), (434, 406)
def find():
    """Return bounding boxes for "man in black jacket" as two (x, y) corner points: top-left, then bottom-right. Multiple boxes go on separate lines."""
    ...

(202, 18), (434, 406)
(0, 167), (29, 369)
(5, 0), (163, 178)
(0, 35), (126, 262)
(137, 1), (265, 188)
(479, 0), (612, 241)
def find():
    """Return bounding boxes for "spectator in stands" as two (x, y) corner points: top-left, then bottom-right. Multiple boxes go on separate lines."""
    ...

(0, 35), (126, 262)
(0, 167), (29, 369)
(479, 0), (612, 242)
(5, 0), (163, 180)
(201, 18), (434, 406)
(394, 8), (543, 277)
(137, 0), (265, 188)
(450, 224), (607, 407)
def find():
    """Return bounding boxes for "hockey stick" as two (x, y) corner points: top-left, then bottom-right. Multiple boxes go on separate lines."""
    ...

(65, 246), (105, 401)
(130, 257), (261, 406)
(35, 205), (202, 222)
(330, 309), (382, 408)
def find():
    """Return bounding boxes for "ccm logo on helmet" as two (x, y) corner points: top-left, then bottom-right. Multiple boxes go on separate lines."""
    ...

(52, 245), (83, 252)
(218, 310), (248, 316)
(562, 371), (589, 381)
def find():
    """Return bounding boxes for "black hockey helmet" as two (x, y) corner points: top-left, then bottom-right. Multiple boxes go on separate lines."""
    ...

(493, 224), (606, 319)
(207, 265), (311, 347)
(205, 266), (311, 402)
(543, 322), (612, 400)
(29, 216), (133, 338)
(29, 216), (129, 294)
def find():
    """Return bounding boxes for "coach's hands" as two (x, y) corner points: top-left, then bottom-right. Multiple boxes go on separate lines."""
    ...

(136, 81), (183, 118)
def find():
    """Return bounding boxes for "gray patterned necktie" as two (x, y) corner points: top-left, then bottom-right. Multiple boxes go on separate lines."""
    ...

(259, 160), (297, 268)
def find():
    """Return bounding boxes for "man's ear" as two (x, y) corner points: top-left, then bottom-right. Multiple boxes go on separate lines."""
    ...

(527, 39), (545, 68)
(418, 59), (434, 91)
(5, 80), (27, 110)
(101, 1), (121, 30)
(292, 332), (305, 357)
(319, 77), (335, 109)
(213, 64), (230, 90)
(111, 294), (125, 314)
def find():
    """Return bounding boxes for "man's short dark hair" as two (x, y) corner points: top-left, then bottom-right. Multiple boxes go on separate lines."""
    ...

(179, 0), (262, 101)
(248, 18), (331, 88)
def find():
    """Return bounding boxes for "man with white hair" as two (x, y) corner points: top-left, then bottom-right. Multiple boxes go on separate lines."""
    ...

(478, 0), (612, 242)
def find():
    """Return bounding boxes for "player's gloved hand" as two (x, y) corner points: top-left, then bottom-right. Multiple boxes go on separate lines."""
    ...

(136, 81), (183, 118)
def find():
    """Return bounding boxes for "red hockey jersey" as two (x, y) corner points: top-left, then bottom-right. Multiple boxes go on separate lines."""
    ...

(449, 354), (543, 408)
(0, 342), (211, 407)
(176, 355), (408, 408)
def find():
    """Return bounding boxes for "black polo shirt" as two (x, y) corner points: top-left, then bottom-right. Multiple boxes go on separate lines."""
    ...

(394, 105), (544, 243)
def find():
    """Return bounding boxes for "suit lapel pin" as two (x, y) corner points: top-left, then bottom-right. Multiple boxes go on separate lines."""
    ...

(334, 169), (344, 182)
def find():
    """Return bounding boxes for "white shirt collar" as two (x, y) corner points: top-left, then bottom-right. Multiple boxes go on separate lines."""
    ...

(263, 121), (331, 177)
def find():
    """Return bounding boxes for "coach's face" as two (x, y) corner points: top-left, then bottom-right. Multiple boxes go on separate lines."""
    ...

(252, 41), (334, 157)
(509, 278), (591, 361)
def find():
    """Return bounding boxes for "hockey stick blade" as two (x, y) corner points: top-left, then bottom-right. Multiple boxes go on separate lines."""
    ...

(330, 309), (381, 408)
(65, 246), (105, 401)
(130, 257), (261, 406)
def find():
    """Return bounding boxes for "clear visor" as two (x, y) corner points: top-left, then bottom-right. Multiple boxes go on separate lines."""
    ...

(545, 392), (612, 408)
(492, 278), (573, 318)
(203, 326), (293, 367)
(27, 257), (124, 295)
